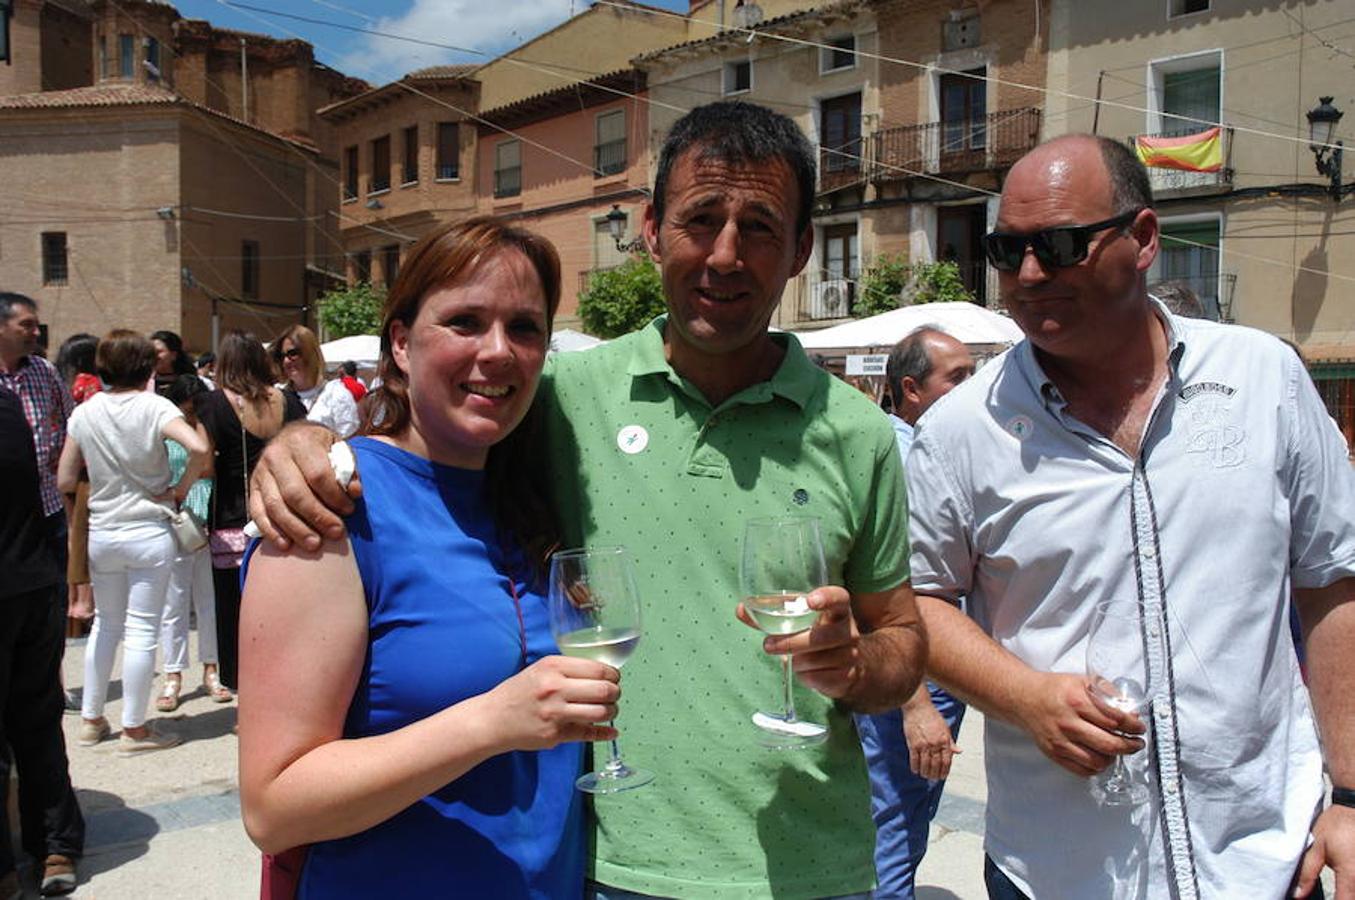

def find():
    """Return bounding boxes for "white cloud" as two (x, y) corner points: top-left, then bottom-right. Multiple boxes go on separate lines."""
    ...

(337, 0), (577, 83)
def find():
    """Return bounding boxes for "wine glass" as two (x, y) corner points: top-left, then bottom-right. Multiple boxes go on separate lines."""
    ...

(740, 516), (830, 750)
(548, 546), (654, 794)
(1085, 597), (1163, 806)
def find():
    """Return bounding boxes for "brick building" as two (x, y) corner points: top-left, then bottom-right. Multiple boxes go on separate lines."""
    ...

(0, 0), (365, 355)
(477, 69), (652, 325)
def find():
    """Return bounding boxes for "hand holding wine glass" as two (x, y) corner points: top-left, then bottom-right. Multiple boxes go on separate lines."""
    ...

(549, 546), (654, 793)
(1085, 597), (1163, 806)
(739, 517), (832, 749)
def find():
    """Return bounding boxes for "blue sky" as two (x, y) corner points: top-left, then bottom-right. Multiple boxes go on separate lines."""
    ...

(170, 0), (692, 86)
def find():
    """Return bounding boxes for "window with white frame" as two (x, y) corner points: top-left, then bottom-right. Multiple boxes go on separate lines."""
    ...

(821, 35), (855, 73)
(724, 59), (752, 95)
(595, 109), (626, 177)
(495, 140), (521, 198)
(1150, 51), (1221, 136)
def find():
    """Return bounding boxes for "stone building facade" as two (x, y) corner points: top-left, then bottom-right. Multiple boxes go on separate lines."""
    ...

(0, 0), (365, 355)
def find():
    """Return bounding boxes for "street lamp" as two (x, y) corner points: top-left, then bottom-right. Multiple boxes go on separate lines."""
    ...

(605, 204), (645, 253)
(1306, 96), (1344, 201)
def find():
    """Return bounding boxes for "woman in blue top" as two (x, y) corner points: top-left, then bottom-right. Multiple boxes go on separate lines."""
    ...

(237, 219), (620, 898)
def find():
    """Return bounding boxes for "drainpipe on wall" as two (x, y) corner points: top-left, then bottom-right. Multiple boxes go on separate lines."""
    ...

(240, 38), (248, 123)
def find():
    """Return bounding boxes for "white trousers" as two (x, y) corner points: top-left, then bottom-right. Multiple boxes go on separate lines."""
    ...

(160, 547), (218, 673)
(84, 522), (175, 729)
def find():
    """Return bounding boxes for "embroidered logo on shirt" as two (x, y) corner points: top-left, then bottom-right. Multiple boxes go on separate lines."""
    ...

(1179, 381), (1237, 402)
(616, 425), (649, 455)
(792, 488), (809, 506)
(1005, 415), (1034, 441)
(1182, 389), (1245, 468)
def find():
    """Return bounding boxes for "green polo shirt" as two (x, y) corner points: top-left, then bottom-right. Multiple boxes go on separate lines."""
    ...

(540, 317), (910, 898)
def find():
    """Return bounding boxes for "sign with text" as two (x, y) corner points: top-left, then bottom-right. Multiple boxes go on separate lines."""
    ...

(845, 354), (888, 376)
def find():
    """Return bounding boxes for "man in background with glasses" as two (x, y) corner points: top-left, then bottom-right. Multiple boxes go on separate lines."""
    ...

(905, 134), (1355, 899)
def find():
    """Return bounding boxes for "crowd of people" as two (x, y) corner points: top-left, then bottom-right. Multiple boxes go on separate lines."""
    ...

(2, 97), (1352, 899)
(0, 301), (370, 895)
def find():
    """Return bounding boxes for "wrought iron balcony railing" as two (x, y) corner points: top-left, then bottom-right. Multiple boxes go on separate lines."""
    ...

(871, 107), (1041, 182)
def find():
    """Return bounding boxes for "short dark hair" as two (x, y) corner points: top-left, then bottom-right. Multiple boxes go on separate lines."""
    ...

(96, 329), (157, 388)
(167, 372), (209, 407)
(340, 360), (357, 376)
(886, 326), (946, 405)
(652, 101), (817, 236)
(1094, 136), (1153, 215)
(1151, 280), (1205, 318)
(196, 351), (215, 368)
(0, 292), (37, 324)
(56, 333), (99, 384)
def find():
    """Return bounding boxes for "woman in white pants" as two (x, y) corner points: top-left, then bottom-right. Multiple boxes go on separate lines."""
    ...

(57, 331), (209, 755)
(156, 374), (230, 711)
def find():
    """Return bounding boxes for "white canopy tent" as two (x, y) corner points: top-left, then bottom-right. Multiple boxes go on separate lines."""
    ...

(320, 334), (381, 368)
(550, 328), (604, 353)
(793, 302), (1024, 351)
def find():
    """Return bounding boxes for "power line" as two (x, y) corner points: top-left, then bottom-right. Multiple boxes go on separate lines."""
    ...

(594, 0), (1348, 155)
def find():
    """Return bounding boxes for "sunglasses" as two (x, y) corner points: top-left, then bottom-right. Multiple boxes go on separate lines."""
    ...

(983, 209), (1142, 273)
(279, 347), (303, 361)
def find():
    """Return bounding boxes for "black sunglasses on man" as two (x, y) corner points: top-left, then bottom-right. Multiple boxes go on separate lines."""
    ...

(983, 208), (1143, 273)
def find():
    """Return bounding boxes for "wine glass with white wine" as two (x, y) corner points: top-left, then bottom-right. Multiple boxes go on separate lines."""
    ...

(549, 546), (654, 794)
(740, 516), (830, 750)
(1085, 597), (1163, 806)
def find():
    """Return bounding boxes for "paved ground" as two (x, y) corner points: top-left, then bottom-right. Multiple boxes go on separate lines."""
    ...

(14, 636), (1331, 898)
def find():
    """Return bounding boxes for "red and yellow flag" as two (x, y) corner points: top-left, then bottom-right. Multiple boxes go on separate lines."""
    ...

(1134, 127), (1223, 173)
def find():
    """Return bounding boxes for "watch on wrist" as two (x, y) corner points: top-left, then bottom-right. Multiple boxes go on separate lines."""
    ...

(1332, 786), (1355, 809)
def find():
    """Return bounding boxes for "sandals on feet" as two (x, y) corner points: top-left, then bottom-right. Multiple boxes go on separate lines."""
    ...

(204, 671), (233, 703)
(155, 678), (181, 713)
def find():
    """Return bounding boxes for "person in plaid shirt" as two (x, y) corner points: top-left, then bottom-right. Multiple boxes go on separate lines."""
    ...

(0, 291), (84, 895)
(0, 293), (73, 521)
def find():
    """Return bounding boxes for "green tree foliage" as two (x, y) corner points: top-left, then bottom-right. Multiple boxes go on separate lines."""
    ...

(317, 282), (385, 339)
(576, 257), (667, 339)
(852, 256), (975, 318)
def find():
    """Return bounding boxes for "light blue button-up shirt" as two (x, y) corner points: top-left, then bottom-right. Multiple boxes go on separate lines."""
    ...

(906, 301), (1355, 900)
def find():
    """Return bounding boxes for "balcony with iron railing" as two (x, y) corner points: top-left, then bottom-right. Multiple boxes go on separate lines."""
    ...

(819, 139), (865, 193)
(871, 107), (1041, 182)
(799, 271), (859, 322)
(1127, 126), (1233, 197)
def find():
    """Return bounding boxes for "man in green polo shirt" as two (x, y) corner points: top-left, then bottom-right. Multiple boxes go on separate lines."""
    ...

(250, 101), (926, 898)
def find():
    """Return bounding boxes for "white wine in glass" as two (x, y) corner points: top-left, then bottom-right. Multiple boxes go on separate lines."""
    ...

(549, 546), (654, 794)
(740, 517), (830, 750)
(1085, 597), (1162, 806)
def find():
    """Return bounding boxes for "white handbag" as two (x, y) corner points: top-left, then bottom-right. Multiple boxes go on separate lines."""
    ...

(168, 507), (209, 554)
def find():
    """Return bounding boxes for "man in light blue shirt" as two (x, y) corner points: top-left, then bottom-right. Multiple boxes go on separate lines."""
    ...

(907, 134), (1355, 899)
(857, 326), (974, 898)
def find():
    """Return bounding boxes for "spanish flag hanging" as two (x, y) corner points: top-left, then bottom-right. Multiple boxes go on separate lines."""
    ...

(1134, 127), (1223, 173)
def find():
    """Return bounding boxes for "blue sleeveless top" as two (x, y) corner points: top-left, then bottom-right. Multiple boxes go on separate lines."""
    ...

(297, 437), (584, 898)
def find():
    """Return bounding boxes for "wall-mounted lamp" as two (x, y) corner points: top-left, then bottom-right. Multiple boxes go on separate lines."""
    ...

(605, 204), (645, 253)
(1306, 96), (1345, 201)
(156, 206), (175, 220)
(365, 197), (383, 211)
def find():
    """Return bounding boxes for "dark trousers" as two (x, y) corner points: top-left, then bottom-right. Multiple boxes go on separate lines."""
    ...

(211, 565), (242, 690)
(0, 586), (85, 873)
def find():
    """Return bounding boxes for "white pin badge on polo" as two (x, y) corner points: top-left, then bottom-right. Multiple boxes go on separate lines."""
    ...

(1005, 415), (1034, 442)
(617, 425), (649, 455)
